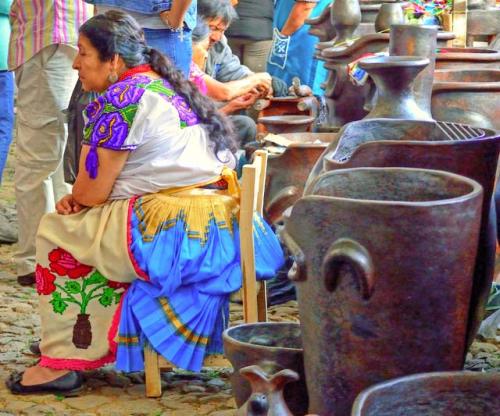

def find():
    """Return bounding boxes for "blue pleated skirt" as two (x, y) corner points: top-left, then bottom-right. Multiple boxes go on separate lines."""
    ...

(115, 189), (284, 372)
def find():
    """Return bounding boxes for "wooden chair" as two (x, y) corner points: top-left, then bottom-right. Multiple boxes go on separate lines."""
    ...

(239, 149), (269, 323)
(144, 150), (269, 397)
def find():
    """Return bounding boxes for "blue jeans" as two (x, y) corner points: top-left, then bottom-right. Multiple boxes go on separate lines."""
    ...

(0, 70), (14, 184)
(143, 28), (192, 78)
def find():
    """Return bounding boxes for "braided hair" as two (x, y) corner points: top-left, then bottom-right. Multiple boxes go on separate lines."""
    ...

(79, 10), (238, 160)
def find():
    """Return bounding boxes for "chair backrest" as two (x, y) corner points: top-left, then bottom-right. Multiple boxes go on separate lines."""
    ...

(240, 150), (268, 323)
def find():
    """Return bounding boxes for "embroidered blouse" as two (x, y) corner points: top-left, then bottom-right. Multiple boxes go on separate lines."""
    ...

(82, 74), (236, 199)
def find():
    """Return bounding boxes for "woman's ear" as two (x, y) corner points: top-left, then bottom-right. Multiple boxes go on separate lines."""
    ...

(111, 54), (127, 78)
(111, 53), (120, 71)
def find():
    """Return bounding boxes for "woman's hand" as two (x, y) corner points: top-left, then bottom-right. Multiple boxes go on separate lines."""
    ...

(56, 194), (85, 215)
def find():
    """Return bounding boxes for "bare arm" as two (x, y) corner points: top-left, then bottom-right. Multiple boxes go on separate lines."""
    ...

(220, 93), (260, 115)
(280, 1), (316, 36)
(159, 0), (193, 29)
(72, 145), (130, 207)
(203, 72), (272, 101)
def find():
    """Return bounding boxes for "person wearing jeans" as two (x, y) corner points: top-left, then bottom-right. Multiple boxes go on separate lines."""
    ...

(85, 0), (197, 77)
(0, 0), (13, 185)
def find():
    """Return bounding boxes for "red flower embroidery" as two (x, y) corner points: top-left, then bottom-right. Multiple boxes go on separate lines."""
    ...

(107, 280), (130, 290)
(35, 264), (56, 295)
(48, 247), (93, 279)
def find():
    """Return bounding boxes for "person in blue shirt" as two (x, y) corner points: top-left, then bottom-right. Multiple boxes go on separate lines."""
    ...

(267, 0), (331, 96)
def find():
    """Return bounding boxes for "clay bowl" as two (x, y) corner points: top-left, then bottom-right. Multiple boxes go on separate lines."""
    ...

(432, 69), (500, 130)
(352, 371), (500, 416)
(223, 322), (308, 416)
(257, 115), (316, 134)
(436, 47), (500, 69)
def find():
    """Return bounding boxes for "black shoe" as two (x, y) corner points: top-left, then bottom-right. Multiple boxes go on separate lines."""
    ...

(6, 371), (83, 396)
(29, 341), (41, 356)
(17, 272), (36, 286)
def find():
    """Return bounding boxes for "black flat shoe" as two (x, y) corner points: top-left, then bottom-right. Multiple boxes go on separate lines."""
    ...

(28, 341), (41, 356)
(17, 272), (36, 286)
(6, 371), (83, 396)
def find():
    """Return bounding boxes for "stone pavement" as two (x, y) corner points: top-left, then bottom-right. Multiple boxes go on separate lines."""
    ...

(0, 269), (299, 416)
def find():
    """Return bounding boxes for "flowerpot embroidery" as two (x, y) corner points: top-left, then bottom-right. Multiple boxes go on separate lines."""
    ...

(35, 247), (129, 349)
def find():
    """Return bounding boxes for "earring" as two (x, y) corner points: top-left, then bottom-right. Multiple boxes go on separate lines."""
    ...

(108, 72), (118, 83)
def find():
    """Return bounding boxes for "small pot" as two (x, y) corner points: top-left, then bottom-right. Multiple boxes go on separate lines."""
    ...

(223, 322), (308, 416)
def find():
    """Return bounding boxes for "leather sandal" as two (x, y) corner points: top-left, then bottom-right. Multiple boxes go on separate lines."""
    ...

(6, 370), (83, 396)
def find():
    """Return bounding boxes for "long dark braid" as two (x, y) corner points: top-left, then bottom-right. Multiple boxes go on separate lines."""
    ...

(147, 48), (238, 158)
(79, 10), (238, 160)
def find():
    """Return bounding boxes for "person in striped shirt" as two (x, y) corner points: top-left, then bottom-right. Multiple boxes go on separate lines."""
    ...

(8, 0), (93, 286)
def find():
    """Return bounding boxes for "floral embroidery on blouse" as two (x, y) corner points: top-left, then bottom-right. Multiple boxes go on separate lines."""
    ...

(82, 74), (201, 178)
(145, 79), (200, 128)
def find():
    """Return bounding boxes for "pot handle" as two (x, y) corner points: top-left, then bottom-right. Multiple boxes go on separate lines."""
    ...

(281, 230), (307, 282)
(322, 238), (375, 300)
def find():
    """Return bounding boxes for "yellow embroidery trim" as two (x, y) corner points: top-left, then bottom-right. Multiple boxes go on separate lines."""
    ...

(159, 298), (209, 346)
(134, 169), (241, 243)
(117, 335), (140, 345)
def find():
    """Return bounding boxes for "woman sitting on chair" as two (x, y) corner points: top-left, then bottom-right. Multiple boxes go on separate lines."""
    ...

(7, 10), (284, 395)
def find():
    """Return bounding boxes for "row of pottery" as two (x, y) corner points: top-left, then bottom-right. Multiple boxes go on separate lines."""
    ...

(223, 16), (500, 416)
(224, 166), (497, 415)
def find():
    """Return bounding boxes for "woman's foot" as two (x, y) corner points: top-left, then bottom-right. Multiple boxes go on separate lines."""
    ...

(6, 365), (83, 395)
(21, 366), (70, 386)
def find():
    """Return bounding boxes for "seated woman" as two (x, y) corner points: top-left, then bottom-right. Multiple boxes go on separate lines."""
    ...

(7, 10), (284, 395)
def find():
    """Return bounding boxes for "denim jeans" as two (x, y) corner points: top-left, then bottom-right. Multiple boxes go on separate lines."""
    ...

(0, 70), (14, 184)
(143, 28), (192, 78)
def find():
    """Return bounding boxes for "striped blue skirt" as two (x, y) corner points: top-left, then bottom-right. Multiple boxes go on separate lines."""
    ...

(115, 189), (284, 372)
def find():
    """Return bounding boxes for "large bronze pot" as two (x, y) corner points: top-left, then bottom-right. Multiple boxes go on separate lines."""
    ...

(244, 133), (340, 224)
(306, 120), (500, 351)
(284, 167), (484, 416)
(223, 322), (308, 416)
(262, 133), (340, 224)
(352, 371), (500, 416)
(432, 69), (500, 130)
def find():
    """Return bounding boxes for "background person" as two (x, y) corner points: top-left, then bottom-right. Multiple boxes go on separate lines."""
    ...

(0, 0), (13, 185)
(267, 0), (331, 95)
(8, 0), (93, 286)
(84, 0), (197, 78)
(226, 0), (274, 73)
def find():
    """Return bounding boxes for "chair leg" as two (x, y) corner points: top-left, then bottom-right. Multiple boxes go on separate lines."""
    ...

(257, 281), (268, 322)
(144, 343), (162, 397)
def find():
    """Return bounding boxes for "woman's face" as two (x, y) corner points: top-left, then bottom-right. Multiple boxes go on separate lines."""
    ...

(73, 34), (114, 93)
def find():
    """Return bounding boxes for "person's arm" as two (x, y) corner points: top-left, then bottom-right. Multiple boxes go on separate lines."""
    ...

(203, 72), (271, 101)
(280, 1), (317, 36)
(0, 0), (13, 16)
(71, 146), (130, 207)
(159, 0), (193, 29)
(220, 93), (260, 115)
